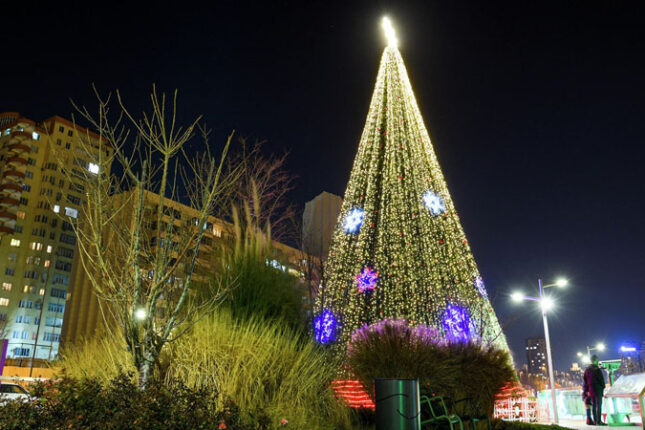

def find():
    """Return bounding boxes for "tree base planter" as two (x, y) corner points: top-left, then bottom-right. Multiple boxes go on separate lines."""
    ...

(374, 378), (421, 430)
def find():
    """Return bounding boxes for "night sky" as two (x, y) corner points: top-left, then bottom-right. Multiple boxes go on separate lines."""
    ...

(3, 1), (644, 370)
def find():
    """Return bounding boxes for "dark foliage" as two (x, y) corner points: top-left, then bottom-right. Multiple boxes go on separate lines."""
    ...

(347, 319), (515, 416)
(0, 374), (249, 430)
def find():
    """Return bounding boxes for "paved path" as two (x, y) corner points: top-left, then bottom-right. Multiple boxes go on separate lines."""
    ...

(558, 419), (641, 430)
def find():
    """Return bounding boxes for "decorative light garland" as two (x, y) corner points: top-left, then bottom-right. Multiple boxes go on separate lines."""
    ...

(314, 310), (337, 344)
(422, 190), (445, 215)
(314, 20), (511, 359)
(442, 304), (471, 342)
(356, 267), (379, 293)
(343, 208), (365, 234)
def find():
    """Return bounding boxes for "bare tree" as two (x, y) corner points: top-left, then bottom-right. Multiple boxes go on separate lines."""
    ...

(57, 86), (237, 388)
(221, 138), (296, 242)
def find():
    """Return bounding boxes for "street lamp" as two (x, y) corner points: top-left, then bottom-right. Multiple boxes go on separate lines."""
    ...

(578, 343), (605, 361)
(510, 277), (567, 425)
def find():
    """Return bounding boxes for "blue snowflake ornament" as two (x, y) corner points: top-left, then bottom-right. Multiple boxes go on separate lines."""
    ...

(422, 190), (445, 215)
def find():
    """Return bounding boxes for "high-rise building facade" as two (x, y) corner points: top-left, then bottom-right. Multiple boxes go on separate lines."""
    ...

(302, 191), (343, 259)
(61, 189), (304, 346)
(526, 336), (547, 376)
(0, 112), (110, 360)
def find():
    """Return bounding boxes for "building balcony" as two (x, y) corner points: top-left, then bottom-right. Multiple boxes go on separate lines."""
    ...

(0, 197), (19, 207)
(0, 211), (17, 222)
(0, 225), (14, 234)
(5, 156), (27, 167)
(2, 170), (25, 179)
(0, 183), (22, 193)
(6, 143), (31, 155)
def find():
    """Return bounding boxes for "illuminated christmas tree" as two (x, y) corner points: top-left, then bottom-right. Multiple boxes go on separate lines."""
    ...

(316, 18), (510, 354)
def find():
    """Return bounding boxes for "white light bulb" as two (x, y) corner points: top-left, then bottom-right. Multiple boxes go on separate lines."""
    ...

(555, 278), (568, 287)
(541, 297), (554, 311)
(135, 308), (147, 321)
(510, 291), (524, 302)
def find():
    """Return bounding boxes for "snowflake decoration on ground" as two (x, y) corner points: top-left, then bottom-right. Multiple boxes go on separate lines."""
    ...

(422, 190), (445, 215)
(474, 276), (488, 299)
(356, 267), (379, 293)
(442, 304), (471, 342)
(314, 310), (337, 344)
(343, 208), (365, 233)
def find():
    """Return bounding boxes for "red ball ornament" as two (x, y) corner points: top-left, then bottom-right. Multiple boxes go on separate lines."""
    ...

(439, 240), (444, 244)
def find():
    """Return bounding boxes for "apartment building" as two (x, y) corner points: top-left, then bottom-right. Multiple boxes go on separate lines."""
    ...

(0, 112), (111, 360)
(61, 189), (304, 346)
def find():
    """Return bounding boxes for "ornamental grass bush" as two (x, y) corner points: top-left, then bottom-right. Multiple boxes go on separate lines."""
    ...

(58, 311), (355, 429)
(0, 374), (241, 430)
(346, 319), (515, 415)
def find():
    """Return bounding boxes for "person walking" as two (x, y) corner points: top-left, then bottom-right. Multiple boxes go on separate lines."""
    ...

(583, 355), (606, 425)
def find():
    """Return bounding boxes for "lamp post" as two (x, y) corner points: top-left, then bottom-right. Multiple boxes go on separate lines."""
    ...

(511, 277), (567, 425)
(577, 343), (605, 364)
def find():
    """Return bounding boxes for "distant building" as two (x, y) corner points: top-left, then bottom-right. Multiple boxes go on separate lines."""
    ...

(302, 191), (342, 259)
(619, 344), (642, 375)
(61, 189), (303, 347)
(0, 112), (111, 361)
(526, 336), (547, 377)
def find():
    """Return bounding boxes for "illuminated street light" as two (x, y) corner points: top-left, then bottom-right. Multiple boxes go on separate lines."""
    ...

(541, 296), (554, 311)
(579, 342), (607, 359)
(511, 291), (525, 302)
(555, 278), (568, 287)
(509, 277), (569, 425)
(135, 308), (147, 321)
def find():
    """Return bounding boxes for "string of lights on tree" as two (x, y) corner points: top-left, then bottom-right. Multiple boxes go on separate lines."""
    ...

(314, 18), (510, 357)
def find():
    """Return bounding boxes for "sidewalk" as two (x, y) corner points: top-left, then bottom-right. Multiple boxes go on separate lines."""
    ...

(558, 419), (641, 430)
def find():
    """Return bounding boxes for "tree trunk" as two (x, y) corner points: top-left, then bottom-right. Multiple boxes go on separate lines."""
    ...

(138, 353), (155, 389)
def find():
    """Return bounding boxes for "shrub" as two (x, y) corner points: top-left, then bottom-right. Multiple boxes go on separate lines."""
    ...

(166, 311), (353, 429)
(58, 311), (355, 429)
(0, 374), (243, 430)
(347, 319), (515, 415)
(220, 202), (306, 333)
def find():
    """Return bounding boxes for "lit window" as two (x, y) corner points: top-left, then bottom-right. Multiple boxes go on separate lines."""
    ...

(2, 283), (11, 291)
(88, 163), (99, 174)
(10, 239), (20, 247)
(16, 211), (25, 219)
(32, 132), (40, 140)
(44, 260), (50, 268)
(30, 242), (43, 251)
(39, 288), (45, 296)
(212, 226), (222, 237)
(53, 205), (60, 214)
(64, 207), (78, 218)
(0, 298), (9, 306)
(46, 245), (53, 254)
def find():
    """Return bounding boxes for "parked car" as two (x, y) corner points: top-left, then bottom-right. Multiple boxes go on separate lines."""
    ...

(0, 382), (33, 403)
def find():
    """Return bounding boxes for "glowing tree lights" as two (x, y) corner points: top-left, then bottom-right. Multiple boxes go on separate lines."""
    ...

(343, 208), (365, 233)
(356, 267), (379, 293)
(316, 17), (510, 356)
(314, 310), (337, 344)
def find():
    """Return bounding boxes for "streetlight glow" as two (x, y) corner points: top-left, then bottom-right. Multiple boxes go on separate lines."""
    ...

(555, 278), (568, 287)
(510, 291), (525, 302)
(135, 308), (147, 321)
(541, 296), (554, 311)
(596, 343), (606, 351)
(577, 352), (583, 357)
(382, 17), (398, 47)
